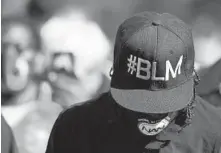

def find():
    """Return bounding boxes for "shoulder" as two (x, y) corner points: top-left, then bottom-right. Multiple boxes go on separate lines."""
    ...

(193, 95), (221, 133)
(45, 93), (111, 152)
(195, 95), (221, 119)
(55, 92), (111, 128)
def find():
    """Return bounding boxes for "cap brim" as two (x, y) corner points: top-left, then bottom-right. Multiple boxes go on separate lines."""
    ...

(110, 78), (194, 114)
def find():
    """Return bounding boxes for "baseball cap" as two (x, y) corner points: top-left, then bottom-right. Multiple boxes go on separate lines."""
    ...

(110, 12), (195, 114)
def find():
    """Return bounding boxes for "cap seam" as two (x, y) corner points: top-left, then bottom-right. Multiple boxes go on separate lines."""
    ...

(153, 77), (193, 91)
(158, 24), (188, 53)
(121, 22), (152, 49)
(113, 21), (150, 69)
(111, 76), (194, 91)
(157, 24), (191, 77)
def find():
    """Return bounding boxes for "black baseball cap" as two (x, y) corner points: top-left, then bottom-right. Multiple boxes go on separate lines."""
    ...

(110, 12), (195, 114)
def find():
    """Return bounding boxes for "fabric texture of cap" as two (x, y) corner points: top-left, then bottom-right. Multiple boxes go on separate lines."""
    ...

(110, 11), (195, 114)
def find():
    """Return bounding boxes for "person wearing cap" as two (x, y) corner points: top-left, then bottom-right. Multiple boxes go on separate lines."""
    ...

(45, 12), (221, 153)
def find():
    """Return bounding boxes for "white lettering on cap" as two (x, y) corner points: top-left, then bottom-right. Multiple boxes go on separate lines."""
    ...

(165, 55), (183, 81)
(127, 54), (183, 81)
(151, 62), (165, 81)
(136, 58), (151, 80)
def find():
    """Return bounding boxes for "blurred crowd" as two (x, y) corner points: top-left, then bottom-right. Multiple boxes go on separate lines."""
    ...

(1, 0), (221, 153)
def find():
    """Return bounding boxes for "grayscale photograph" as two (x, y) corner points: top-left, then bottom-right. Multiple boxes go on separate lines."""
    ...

(1, 0), (221, 153)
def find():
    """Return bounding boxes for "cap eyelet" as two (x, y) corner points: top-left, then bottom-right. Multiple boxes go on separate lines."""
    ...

(152, 22), (160, 26)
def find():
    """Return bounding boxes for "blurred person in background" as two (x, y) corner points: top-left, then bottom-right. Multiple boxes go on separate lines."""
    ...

(193, 15), (221, 107)
(1, 115), (18, 153)
(3, 9), (111, 153)
(1, 20), (40, 105)
(40, 8), (112, 108)
(45, 12), (221, 153)
(1, 19), (63, 153)
(2, 5), (112, 153)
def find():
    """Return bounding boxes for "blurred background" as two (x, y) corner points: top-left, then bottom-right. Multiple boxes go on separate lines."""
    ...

(1, 0), (221, 153)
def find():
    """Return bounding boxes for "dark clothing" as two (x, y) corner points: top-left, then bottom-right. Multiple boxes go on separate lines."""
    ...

(46, 92), (221, 153)
(196, 59), (221, 107)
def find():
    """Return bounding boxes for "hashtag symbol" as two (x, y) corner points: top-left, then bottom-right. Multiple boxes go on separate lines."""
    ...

(127, 54), (137, 75)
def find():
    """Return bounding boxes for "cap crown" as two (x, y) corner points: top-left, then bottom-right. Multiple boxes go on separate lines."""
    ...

(111, 12), (195, 90)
